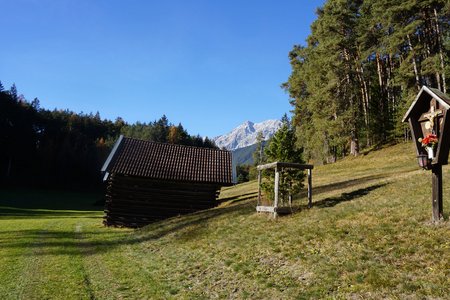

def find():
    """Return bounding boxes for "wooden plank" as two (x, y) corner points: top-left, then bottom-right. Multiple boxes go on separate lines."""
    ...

(101, 135), (124, 174)
(435, 110), (450, 165)
(108, 187), (217, 200)
(105, 197), (215, 209)
(308, 168), (312, 208)
(257, 162), (278, 170)
(105, 202), (213, 213)
(105, 204), (214, 214)
(409, 118), (424, 156)
(256, 206), (275, 212)
(111, 177), (220, 193)
(274, 170), (279, 218)
(256, 206), (292, 214)
(257, 170), (262, 206)
(257, 162), (314, 171)
(275, 162), (314, 170)
(106, 190), (215, 201)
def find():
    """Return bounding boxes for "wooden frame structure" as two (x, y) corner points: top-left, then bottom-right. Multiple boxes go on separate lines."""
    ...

(256, 162), (313, 218)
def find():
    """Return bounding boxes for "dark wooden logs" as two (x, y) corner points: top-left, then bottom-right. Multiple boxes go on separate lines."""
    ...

(104, 174), (221, 227)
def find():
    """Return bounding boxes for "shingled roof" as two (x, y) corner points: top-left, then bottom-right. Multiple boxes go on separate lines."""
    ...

(101, 136), (233, 185)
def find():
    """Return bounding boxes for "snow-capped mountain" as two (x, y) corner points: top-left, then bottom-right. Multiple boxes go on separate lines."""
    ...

(213, 119), (282, 151)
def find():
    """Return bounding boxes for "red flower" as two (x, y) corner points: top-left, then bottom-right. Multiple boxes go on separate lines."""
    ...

(419, 133), (438, 148)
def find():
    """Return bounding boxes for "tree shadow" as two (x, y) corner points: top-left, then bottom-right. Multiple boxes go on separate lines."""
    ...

(0, 188), (104, 212)
(0, 206), (101, 219)
(0, 181), (388, 257)
(0, 201), (255, 257)
(311, 174), (386, 196)
(312, 183), (387, 208)
(289, 183), (387, 212)
(218, 192), (258, 203)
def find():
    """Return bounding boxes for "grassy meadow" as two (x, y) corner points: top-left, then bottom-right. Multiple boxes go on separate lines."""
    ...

(0, 142), (449, 299)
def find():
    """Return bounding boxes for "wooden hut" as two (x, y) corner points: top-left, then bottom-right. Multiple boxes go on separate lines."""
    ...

(101, 135), (233, 227)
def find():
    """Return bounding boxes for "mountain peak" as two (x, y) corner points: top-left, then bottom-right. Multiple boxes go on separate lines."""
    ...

(213, 119), (282, 151)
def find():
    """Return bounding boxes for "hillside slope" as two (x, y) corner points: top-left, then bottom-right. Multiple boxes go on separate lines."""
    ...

(1, 142), (449, 299)
(231, 141), (268, 166)
(136, 142), (450, 298)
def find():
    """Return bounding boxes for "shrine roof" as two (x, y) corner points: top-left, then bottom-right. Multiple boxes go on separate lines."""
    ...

(402, 86), (450, 122)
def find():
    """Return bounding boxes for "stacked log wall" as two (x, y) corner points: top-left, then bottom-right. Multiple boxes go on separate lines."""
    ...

(104, 174), (220, 227)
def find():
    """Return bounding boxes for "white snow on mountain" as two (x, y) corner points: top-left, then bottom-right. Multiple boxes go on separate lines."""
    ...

(213, 119), (282, 151)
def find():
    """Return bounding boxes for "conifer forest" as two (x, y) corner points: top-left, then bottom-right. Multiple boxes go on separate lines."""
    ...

(0, 83), (216, 189)
(284, 0), (449, 162)
(1, 0), (450, 189)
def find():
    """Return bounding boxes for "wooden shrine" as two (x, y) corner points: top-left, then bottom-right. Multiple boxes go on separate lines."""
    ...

(256, 162), (313, 218)
(403, 86), (450, 222)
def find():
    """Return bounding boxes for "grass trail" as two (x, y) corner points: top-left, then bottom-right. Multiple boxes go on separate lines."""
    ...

(0, 142), (449, 299)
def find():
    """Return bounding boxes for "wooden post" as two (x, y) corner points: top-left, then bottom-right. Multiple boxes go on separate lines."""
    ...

(307, 169), (312, 208)
(257, 170), (262, 207)
(274, 168), (279, 218)
(431, 164), (444, 221)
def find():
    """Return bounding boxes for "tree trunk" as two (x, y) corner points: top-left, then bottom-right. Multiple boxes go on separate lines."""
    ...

(434, 8), (446, 93)
(407, 34), (421, 90)
(350, 131), (359, 156)
(422, 10), (442, 91)
(387, 54), (395, 120)
(356, 65), (371, 147)
(376, 52), (387, 140)
(376, 52), (385, 93)
(343, 48), (363, 153)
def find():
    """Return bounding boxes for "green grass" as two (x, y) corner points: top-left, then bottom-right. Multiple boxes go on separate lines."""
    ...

(1, 142), (449, 299)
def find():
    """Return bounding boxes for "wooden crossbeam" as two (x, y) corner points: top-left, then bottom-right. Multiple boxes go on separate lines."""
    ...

(257, 162), (314, 171)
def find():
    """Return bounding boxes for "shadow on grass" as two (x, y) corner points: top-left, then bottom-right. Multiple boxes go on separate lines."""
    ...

(0, 188), (104, 212)
(312, 183), (387, 208)
(311, 174), (387, 196)
(0, 207), (101, 219)
(283, 183), (388, 215)
(0, 200), (255, 257)
(218, 192), (258, 203)
(1, 183), (386, 257)
(0, 181), (388, 257)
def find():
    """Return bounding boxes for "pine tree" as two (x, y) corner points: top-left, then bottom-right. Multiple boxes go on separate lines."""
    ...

(152, 115), (169, 143)
(261, 117), (305, 204)
(252, 131), (265, 166)
(285, 0), (449, 162)
(31, 98), (40, 110)
(9, 83), (18, 101)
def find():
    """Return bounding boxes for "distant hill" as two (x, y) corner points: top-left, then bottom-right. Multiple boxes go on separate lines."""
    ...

(213, 120), (281, 151)
(231, 141), (267, 166)
(232, 144), (257, 166)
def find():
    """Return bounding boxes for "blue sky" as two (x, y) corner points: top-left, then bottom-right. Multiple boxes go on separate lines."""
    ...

(0, 0), (324, 137)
